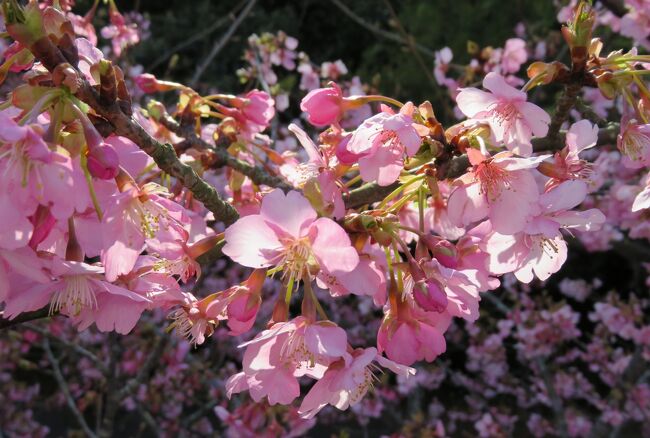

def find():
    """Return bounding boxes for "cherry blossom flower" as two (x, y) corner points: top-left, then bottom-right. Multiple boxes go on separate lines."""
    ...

(617, 119), (650, 168)
(500, 38), (528, 74)
(447, 149), (548, 235)
(226, 316), (351, 405)
(3, 257), (150, 334)
(222, 189), (358, 281)
(101, 180), (189, 281)
(297, 347), (415, 418)
(485, 180), (605, 283)
(456, 72), (550, 155)
(345, 103), (427, 186)
(377, 298), (450, 366)
(539, 120), (599, 188)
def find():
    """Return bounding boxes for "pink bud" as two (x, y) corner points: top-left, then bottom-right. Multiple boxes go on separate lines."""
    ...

(414, 280), (448, 313)
(87, 143), (119, 180)
(28, 206), (56, 250)
(421, 235), (458, 268)
(300, 83), (344, 127)
(134, 73), (160, 94)
(335, 134), (361, 165)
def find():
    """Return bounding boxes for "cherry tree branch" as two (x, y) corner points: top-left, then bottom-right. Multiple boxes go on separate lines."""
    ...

(148, 0), (249, 71)
(43, 338), (98, 438)
(160, 115), (292, 190)
(0, 308), (54, 330)
(190, 0), (257, 87)
(546, 80), (584, 141)
(20, 33), (241, 226)
(598, 0), (628, 17)
(328, 0), (435, 58)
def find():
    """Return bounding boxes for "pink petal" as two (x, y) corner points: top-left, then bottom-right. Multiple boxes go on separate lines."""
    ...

(456, 88), (498, 118)
(539, 180), (587, 213)
(517, 101), (551, 138)
(489, 170), (539, 235)
(482, 72), (526, 101)
(310, 217), (359, 273)
(260, 189), (317, 237)
(358, 146), (404, 186)
(305, 323), (349, 360)
(566, 120), (598, 154)
(223, 214), (283, 268)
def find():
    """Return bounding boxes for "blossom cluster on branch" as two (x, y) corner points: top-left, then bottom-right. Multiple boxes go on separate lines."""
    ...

(0, 0), (649, 431)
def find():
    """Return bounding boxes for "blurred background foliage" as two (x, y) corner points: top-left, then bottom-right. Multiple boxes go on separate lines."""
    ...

(78, 0), (561, 109)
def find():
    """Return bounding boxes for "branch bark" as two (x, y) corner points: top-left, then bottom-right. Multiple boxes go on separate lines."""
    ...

(20, 26), (241, 226)
(599, 0), (628, 17)
(0, 307), (53, 330)
(43, 338), (98, 438)
(190, 0), (257, 87)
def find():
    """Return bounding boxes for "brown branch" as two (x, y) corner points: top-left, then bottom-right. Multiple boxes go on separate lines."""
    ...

(148, 0), (249, 71)
(43, 338), (98, 438)
(598, 0), (628, 17)
(546, 80), (584, 141)
(328, 0), (435, 58)
(16, 24), (241, 226)
(0, 307), (54, 330)
(78, 81), (241, 226)
(190, 0), (257, 87)
(162, 116), (292, 191)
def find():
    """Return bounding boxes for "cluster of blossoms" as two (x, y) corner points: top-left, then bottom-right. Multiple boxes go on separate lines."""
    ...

(0, 0), (649, 434)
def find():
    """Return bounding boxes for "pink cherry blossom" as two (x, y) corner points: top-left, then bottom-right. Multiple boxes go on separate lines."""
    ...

(346, 104), (426, 186)
(540, 120), (599, 189)
(456, 72), (550, 155)
(501, 38), (528, 74)
(300, 83), (345, 127)
(0, 112), (76, 221)
(485, 180), (605, 283)
(447, 149), (548, 235)
(223, 189), (358, 280)
(283, 123), (345, 218)
(100, 7), (140, 57)
(3, 257), (150, 334)
(220, 90), (275, 138)
(297, 347), (415, 418)
(101, 181), (189, 281)
(377, 301), (450, 366)
(226, 317), (350, 405)
(617, 119), (650, 168)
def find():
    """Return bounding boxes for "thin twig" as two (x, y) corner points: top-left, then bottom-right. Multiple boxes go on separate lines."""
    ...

(0, 307), (54, 330)
(24, 323), (109, 374)
(190, 0), (257, 87)
(599, 0), (628, 17)
(536, 357), (570, 438)
(329, 0), (435, 58)
(43, 338), (98, 438)
(117, 335), (168, 399)
(163, 116), (291, 190)
(148, 0), (248, 71)
(382, 0), (438, 90)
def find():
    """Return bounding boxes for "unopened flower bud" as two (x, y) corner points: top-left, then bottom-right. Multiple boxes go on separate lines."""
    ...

(87, 143), (119, 180)
(413, 280), (448, 313)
